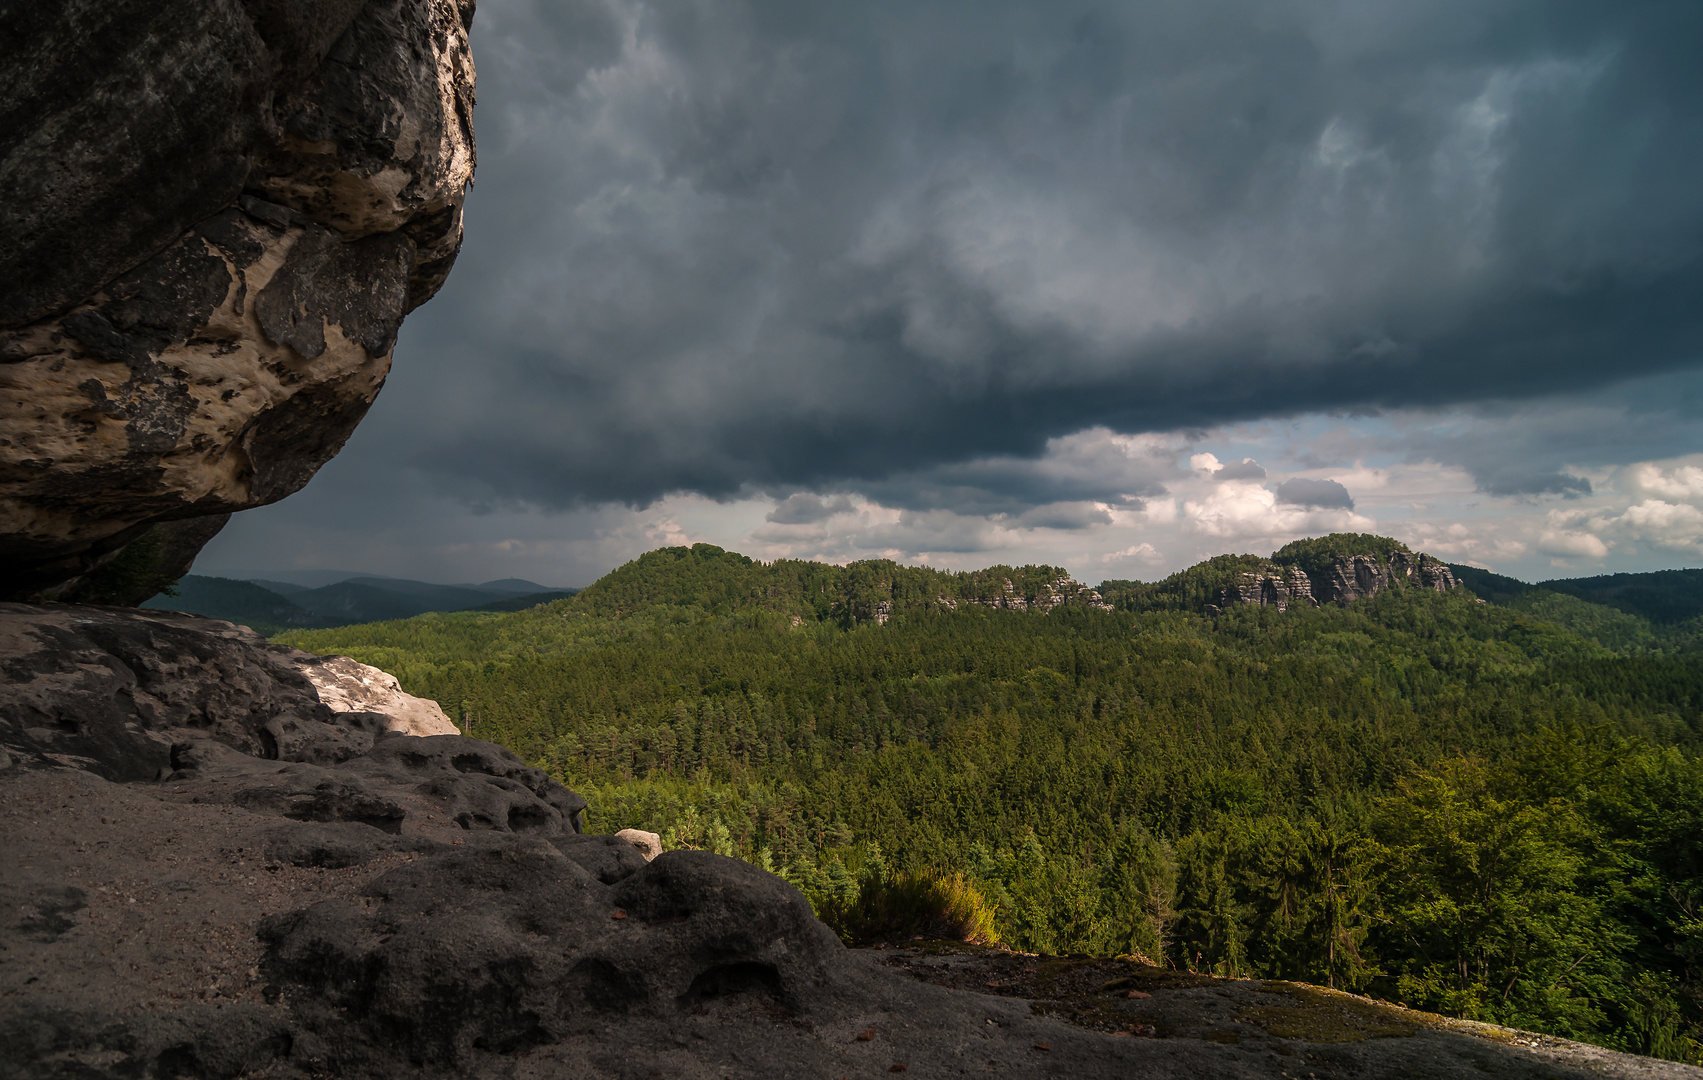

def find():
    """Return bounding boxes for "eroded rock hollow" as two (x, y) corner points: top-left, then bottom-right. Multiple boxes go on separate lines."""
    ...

(0, 0), (476, 602)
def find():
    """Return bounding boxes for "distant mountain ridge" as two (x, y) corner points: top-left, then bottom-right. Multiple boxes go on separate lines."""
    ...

(152, 539), (1703, 647)
(551, 539), (1703, 659)
(143, 574), (579, 634)
(1447, 563), (1703, 654)
(468, 536), (1703, 634)
(143, 576), (324, 633)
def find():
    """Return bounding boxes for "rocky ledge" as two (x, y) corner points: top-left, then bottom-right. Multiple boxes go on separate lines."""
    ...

(2, 604), (1694, 1079)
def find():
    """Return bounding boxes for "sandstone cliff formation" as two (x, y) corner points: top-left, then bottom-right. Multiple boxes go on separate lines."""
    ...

(1211, 563), (1318, 614)
(936, 575), (1114, 616)
(1313, 550), (1459, 605)
(1208, 550), (1460, 615)
(0, 0), (476, 602)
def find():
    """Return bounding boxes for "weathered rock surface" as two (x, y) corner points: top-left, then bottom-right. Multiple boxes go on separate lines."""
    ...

(0, 604), (464, 778)
(0, 0), (476, 601)
(298, 653), (458, 737)
(4, 603), (1696, 1079)
(1212, 551), (1460, 615)
(5, 771), (1697, 1080)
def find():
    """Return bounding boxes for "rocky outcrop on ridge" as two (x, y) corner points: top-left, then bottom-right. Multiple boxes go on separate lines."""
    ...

(1208, 563), (1318, 615)
(3, 605), (1696, 1078)
(1209, 551), (1459, 615)
(0, 0), (477, 602)
(1312, 550), (1459, 605)
(952, 575), (1114, 614)
(862, 574), (1111, 624)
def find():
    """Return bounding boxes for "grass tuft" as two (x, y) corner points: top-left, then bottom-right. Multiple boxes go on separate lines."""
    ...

(815, 872), (1001, 947)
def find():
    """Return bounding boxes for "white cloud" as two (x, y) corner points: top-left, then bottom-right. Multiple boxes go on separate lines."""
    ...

(1608, 500), (1703, 555)
(1101, 543), (1161, 564)
(1537, 529), (1609, 559)
(1624, 461), (1703, 502)
(1182, 477), (1373, 542)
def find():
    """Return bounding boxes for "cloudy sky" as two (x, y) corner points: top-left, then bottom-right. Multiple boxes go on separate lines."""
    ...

(199, 0), (1703, 588)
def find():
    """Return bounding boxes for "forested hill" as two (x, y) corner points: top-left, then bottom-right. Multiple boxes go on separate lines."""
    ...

(521, 533), (1447, 626)
(278, 538), (1703, 1062)
(1448, 564), (1703, 653)
(567, 543), (1113, 624)
(1447, 565), (1703, 622)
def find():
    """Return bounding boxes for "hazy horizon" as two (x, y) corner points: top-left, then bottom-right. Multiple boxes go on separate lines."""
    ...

(192, 536), (1699, 595)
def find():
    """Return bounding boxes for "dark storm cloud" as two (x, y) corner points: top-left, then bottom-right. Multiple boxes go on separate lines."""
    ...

(847, 428), (1175, 515)
(379, 0), (1703, 514)
(1274, 477), (1355, 509)
(1215, 459), (1268, 482)
(1476, 470), (1593, 497)
(1015, 503), (1116, 531)
(767, 494), (857, 524)
(1279, 371), (1703, 497)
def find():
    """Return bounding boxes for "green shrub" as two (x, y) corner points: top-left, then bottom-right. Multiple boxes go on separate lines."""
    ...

(813, 871), (1001, 947)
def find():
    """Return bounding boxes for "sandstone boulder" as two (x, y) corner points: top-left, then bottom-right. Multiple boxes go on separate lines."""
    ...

(0, 0), (476, 602)
(259, 846), (848, 1071)
(617, 827), (665, 861)
(299, 653), (459, 737)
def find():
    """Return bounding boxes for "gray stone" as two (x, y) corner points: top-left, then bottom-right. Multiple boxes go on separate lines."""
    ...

(263, 711), (376, 765)
(261, 820), (440, 869)
(256, 845), (848, 1071)
(554, 832), (653, 883)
